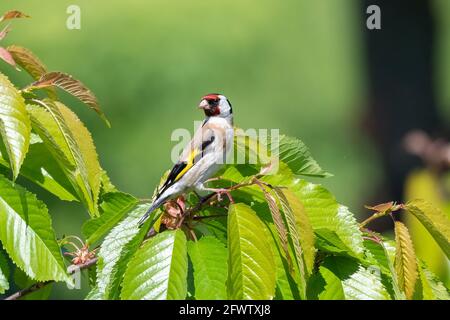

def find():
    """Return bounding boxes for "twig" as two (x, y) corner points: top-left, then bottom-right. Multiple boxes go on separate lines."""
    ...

(4, 257), (98, 300)
(359, 211), (389, 229)
(193, 214), (227, 221)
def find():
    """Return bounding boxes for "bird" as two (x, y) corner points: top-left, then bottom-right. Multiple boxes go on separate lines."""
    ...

(138, 93), (234, 226)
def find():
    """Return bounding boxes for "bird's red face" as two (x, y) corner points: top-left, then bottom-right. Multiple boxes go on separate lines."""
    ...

(198, 94), (221, 117)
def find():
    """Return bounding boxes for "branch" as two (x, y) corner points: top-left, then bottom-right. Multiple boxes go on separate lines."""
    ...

(4, 257), (98, 300)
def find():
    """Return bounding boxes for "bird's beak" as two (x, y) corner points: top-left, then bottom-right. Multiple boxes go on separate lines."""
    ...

(198, 99), (210, 110)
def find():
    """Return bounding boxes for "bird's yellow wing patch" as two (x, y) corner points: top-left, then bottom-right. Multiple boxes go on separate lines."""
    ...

(175, 148), (199, 181)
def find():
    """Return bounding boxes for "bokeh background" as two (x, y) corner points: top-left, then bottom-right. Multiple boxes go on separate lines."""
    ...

(0, 0), (449, 299)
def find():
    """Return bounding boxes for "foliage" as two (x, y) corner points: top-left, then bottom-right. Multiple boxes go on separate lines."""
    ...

(0, 10), (449, 300)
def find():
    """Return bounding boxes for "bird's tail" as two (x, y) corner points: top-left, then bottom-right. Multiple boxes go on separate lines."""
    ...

(137, 195), (167, 227)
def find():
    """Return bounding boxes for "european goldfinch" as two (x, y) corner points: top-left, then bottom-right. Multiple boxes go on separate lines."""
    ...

(138, 93), (234, 225)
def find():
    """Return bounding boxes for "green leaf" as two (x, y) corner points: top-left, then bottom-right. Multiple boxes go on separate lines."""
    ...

(59, 102), (102, 214)
(85, 286), (103, 300)
(314, 229), (354, 255)
(273, 188), (313, 299)
(25, 72), (110, 127)
(227, 203), (276, 299)
(27, 100), (101, 216)
(319, 257), (391, 300)
(364, 239), (405, 300)
(121, 230), (188, 300)
(363, 239), (392, 275)
(187, 236), (227, 300)
(0, 72), (31, 179)
(271, 135), (331, 178)
(316, 265), (346, 300)
(265, 222), (300, 300)
(96, 203), (152, 299)
(405, 199), (450, 259)
(257, 185), (292, 273)
(82, 192), (138, 245)
(292, 179), (365, 258)
(12, 267), (53, 300)
(0, 134), (78, 201)
(394, 221), (418, 300)
(0, 249), (9, 293)
(418, 263), (450, 300)
(0, 175), (70, 284)
(99, 169), (117, 194)
(276, 188), (315, 277)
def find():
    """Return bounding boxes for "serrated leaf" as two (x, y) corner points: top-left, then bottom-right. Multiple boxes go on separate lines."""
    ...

(60, 102), (102, 212)
(418, 263), (450, 300)
(394, 221), (418, 300)
(0, 73), (31, 179)
(121, 230), (188, 300)
(0, 175), (70, 284)
(7, 45), (46, 79)
(96, 203), (152, 299)
(0, 135), (78, 201)
(363, 240), (392, 275)
(12, 267), (53, 300)
(258, 186), (291, 272)
(27, 101), (100, 216)
(320, 257), (390, 300)
(276, 188), (315, 276)
(85, 286), (103, 300)
(270, 135), (331, 178)
(291, 179), (365, 258)
(265, 222), (300, 300)
(187, 236), (227, 300)
(99, 169), (117, 194)
(0, 10), (29, 22)
(405, 199), (450, 259)
(273, 188), (311, 299)
(0, 249), (9, 293)
(316, 266), (346, 300)
(82, 192), (138, 245)
(364, 239), (405, 300)
(25, 72), (109, 126)
(6, 45), (57, 99)
(227, 203), (276, 299)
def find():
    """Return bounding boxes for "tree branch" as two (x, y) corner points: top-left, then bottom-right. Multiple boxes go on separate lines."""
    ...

(4, 257), (98, 300)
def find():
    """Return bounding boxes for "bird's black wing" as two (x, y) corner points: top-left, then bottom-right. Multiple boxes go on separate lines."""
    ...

(155, 161), (187, 199)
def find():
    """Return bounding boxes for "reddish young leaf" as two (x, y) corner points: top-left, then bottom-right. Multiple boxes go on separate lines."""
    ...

(0, 10), (30, 22)
(26, 72), (110, 126)
(7, 45), (47, 79)
(0, 47), (16, 68)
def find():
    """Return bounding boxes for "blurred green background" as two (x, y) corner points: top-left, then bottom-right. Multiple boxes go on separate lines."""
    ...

(0, 0), (449, 299)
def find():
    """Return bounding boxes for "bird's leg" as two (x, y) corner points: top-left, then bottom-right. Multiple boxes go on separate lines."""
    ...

(202, 187), (235, 203)
(193, 190), (216, 204)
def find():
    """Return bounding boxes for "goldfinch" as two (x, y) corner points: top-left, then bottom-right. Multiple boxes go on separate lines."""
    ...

(138, 93), (234, 225)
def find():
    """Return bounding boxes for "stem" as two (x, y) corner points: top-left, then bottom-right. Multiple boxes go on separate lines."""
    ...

(3, 257), (98, 300)
(359, 211), (388, 228)
(193, 214), (227, 221)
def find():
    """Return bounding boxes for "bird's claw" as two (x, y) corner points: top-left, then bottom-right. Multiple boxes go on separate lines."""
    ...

(215, 188), (234, 203)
